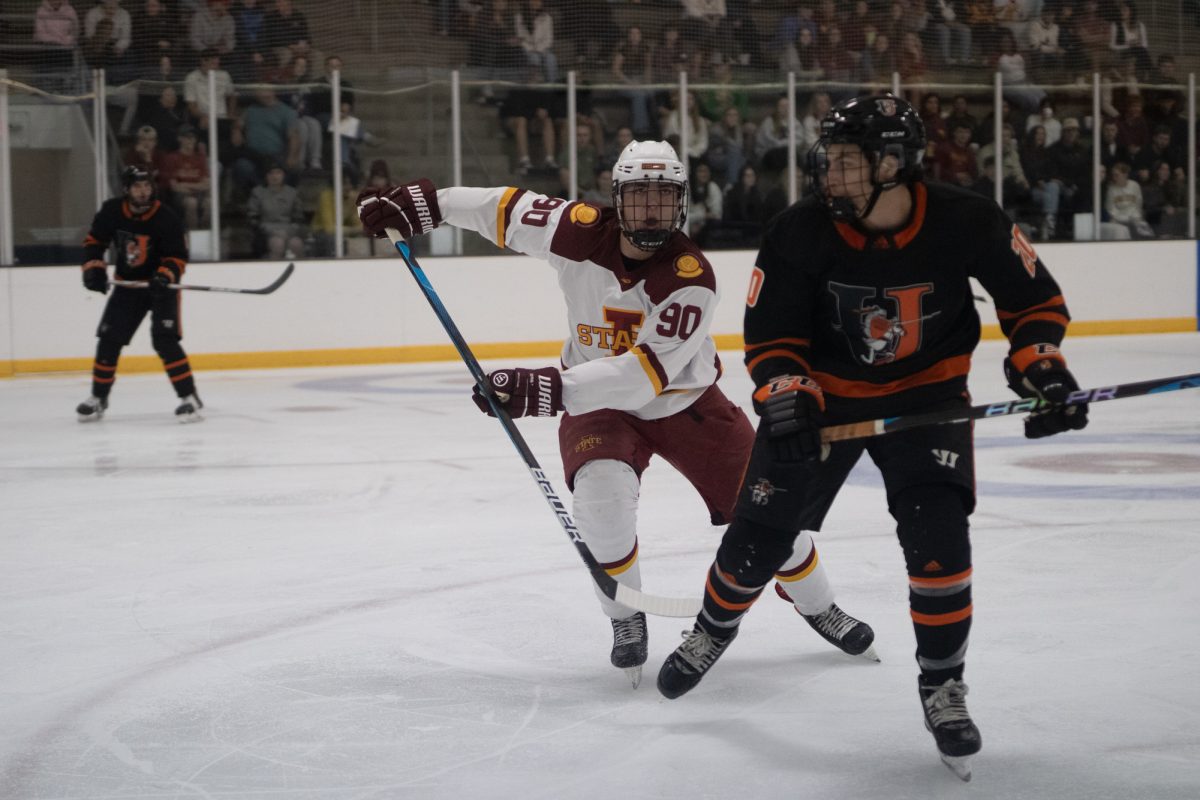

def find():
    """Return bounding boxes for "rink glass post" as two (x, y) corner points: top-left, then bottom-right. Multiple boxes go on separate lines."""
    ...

(333, 69), (344, 258)
(207, 69), (221, 260)
(1188, 73), (1196, 239)
(787, 71), (797, 205)
(0, 69), (13, 265)
(993, 71), (1003, 210)
(567, 71), (577, 202)
(678, 70), (689, 178)
(449, 70), (462, 255)
(1092, 72), (1102, 241)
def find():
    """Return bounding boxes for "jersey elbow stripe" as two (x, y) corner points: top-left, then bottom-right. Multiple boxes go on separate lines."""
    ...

(495, 187), (523, 249)
(996, 295), (1066, 320)
(632, 345), (668, 395)
(746, 349), (810, 374)
(910, 604), (973, 626)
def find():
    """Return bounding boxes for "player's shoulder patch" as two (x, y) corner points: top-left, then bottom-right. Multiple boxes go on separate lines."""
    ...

(550, 205), (621, 264)
(673, 253), (704, 279)
(568, 202), (602, 227)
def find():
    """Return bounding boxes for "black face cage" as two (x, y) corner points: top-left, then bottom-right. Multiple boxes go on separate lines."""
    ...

(612, 178), (689, 251)
(807, 138), (921, 221)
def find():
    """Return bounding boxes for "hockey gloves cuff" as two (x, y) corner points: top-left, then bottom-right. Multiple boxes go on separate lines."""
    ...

(82, 260), (108, 294)
(1005, 344), (1089, 439)
(472, 367), (564, 418)
(357, 178), (443, 240)
(752, 375), (827, 463)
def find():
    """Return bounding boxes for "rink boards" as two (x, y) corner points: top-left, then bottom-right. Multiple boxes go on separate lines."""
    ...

(1, 239), (1197, 377)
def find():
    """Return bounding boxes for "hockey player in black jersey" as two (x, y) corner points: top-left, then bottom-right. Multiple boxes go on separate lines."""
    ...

(77, 166), (203, 422)
(656, 94), (1089, 781)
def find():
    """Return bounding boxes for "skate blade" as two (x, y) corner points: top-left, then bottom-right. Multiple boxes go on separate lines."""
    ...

(177, 412), (204, 424)
(856, 644), (881, 663)
(624, 665), (642, 689)
(940, 754), (972, 782)
(77, 414), (103, 423)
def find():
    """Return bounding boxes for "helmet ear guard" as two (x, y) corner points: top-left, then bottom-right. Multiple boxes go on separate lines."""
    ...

(610, 140), (689, 251)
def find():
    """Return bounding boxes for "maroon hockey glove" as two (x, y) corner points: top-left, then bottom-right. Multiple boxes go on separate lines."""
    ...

(752, 375), (827, 463)
(82, 260), (108, 294)
(356, 178), (443, 239)
(471, 367), (564, 418)
(1005, 344), (1089, 439)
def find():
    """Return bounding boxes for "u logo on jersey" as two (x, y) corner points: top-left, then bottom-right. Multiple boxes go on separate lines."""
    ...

(828, 281), (936, 365)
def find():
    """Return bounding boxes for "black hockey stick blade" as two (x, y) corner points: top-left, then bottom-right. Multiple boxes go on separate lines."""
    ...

(385, 227), (701, 618)
(109, 263), (295, 295)
(821, 372), (1200, 443)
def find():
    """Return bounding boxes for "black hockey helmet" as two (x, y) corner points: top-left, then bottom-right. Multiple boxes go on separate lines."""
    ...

(807, 93), (926, 221)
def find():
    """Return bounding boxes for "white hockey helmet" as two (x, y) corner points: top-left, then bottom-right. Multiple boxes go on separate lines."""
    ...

(610, 140), (689, 251)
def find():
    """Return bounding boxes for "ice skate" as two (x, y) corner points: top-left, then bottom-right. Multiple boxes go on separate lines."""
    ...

(919, 676), (981, 782)
(656, 624), (737, 699)
(776, 583), (879, 661)
(76, 395), (108, 422)
(610, 612), (647, 688)
(174, 393), (204, 423)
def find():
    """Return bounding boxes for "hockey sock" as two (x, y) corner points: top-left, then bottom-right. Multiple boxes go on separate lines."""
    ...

(573, 459), (642, 618)
(699, 518), (795, 635)
(154, 339), (195, 398)
(773, 531), (835, 615)
(91, 339), (122, 398)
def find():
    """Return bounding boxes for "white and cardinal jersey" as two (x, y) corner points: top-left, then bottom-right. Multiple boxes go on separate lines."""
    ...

(437, 186), (722, 420)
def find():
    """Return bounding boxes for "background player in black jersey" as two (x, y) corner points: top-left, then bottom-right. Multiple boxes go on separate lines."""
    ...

(77, 166), (203, 423)
(655, 94), (1089, 781)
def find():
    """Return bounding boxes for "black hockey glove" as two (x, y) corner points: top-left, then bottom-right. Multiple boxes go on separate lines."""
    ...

(357, 178), (444, 239)
(82, 260), (108, 294)
(471, 367), (564, 418)
(752, 375), (827, 463)
(1005, 345), (1089, 439)
(150, 263), (179, 295)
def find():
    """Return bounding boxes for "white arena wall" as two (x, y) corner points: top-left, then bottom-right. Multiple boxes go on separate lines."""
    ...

(1, 240), (1196, 378)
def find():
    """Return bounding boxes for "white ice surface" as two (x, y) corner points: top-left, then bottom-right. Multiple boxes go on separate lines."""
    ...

(1, 335), (1199, 800)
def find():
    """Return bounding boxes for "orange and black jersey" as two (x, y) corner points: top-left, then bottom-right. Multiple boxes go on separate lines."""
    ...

(83, 198), (188, 282)
(744, 181), (1071, 421)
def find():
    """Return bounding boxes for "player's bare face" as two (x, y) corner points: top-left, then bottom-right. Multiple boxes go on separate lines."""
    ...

(824, 144), (874, 213)
(128, 181), (153, 210)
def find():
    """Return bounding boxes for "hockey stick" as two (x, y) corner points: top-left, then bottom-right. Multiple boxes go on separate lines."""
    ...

(109, 263), (294, 295)
(821, 372), (1200, 443)
(385, 228), (701, 618)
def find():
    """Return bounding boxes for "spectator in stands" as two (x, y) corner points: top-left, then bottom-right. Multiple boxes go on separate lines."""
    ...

(516, 0), (558, 83)
(558, 0), (619, 74)
(248, 163), (307, 258)
(996, 28), (1044, 113)
(1021, 124), (1063, 240)
(183, 49), (236, 134)
(943, 94), (978, 141)
(602, 125), (634, 167)
(1025, 96), (1062, 146)
(698, 60), (749, 124)
(313, 158), (376, 257)
(612, 25), (654, 138)
(468, 0), (524, 78)
(962, 0), (999, 59)
(83, 0), (132, 77)
(1055, 3), (1086, 78)
(230, 0), (268, 82)
(1146, 55), (1185, 128)
(234, 86), (298, 192)
(1028, 5), (1065, 79)
(190, 0), (235, 59)
(278, 55), (322, 170)
(580, 167), (613, 207)
(977, 96), (1017, 145)
(780, 26), (822, 77)
(309, 54), (353, 129)
(1098, 118), (1132, 170)
(1074, 0), (1110, 76)
(663, 91), (709, 162)
(123, 124), (163, 178)
(687, 161), (722, 243)
(652, 24), (691, 85)
(262, 0), (311, 69)
(1109, 1), (1150, 77)
(753, 96), (802, 173)
(1141, 160), (1188, 237)
(919, 93), (947, 144)
(557, 124), (599, 198)
(328, 97), (381, 185)
(1100, 50), (1140, 120)
(721, 164), (765, 245)
(842, 1), (873, 72)
(1132, 124), (1183, 184)
(932, 0), (973, 65)
(1104, 161), (1154, 238)
(978, 122), (1030, 207)
(897, 31), (929, 87)
(1048, 117), (1090, 223)
(499, 73), (562, 175)
(158, 124), (210, 230)
(727, 0), (764, 68)
(817, 25), (853, 83)
(994, 0), (1035, 46)
(1115, 94), (1150, 156)
(933, 121), (978, 187)
(138, 84), (186, 150)
(34, 0), (79, 48)
(704, 106), (746, 191)
(129, 0), (175, 72)
(681, 0), (734, 68)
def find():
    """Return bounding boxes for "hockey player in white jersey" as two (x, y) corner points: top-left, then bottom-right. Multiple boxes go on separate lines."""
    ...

(357, 141), (877, 687)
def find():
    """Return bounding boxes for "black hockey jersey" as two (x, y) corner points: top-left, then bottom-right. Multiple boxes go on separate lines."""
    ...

(744, 181), (1071, 421)
(83, 199), (188, 281)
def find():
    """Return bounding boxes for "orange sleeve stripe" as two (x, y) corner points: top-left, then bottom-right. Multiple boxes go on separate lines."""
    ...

(495, 187), (520, 249)
(909, 568), (973, 587)
(813, 354), (971, 399)
(910, 604), (973, 626)
(1009, 345), (1066, 373)
(995, 295), (1066, 320)
(746, 349), (810, 374)
(744, 337), (810, 351)
(1009, 312), (1070, 338)
(704, 574), (758, 611)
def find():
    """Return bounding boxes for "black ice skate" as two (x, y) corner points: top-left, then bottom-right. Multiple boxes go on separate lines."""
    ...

(775, 583), (880, 662)
(919, 676), (982, 782)
(610, 612), (647, 688)
(656, 624), (737, 699)
(174, 393), (203, 423)
(76, 395), (108, 422)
